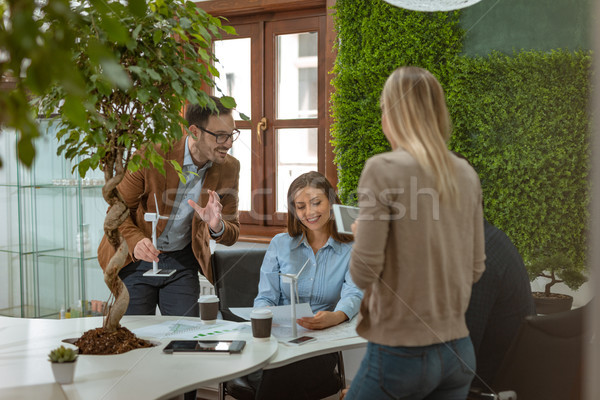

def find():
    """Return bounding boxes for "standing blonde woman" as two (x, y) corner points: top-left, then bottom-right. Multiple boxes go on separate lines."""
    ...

(345, 66), (486, 400)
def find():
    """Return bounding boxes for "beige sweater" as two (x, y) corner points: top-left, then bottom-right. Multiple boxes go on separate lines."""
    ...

(350, 149), (485, 347)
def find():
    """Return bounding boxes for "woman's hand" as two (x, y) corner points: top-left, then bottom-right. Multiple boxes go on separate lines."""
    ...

(340, 388), (349, 400)
(297, 310), (348, 330)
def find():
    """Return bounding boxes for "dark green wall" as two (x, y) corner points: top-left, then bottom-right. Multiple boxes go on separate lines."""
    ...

(331, 0), (592, 274)
(461, 0), (591, 56)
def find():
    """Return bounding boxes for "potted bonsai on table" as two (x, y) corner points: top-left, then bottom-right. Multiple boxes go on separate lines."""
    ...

(30, 0), (236, 353)
(527, 251), (587, 314)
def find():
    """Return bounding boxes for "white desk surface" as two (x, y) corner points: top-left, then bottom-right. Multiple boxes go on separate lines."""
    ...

(0, 316), (278, 400)
(265, 335), (366, 370)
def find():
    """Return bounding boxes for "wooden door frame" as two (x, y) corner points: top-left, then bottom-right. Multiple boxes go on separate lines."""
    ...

(197, 0), (338, 242)
(197, 0), (338, 188)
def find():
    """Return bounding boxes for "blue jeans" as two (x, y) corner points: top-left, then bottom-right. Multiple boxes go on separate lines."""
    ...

(118, 244), (200, 317)
(345, 337), (475, 400)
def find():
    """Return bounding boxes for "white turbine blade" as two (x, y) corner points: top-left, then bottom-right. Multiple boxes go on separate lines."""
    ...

(296, 259), (310, 278)
(154, 193), (161, 218)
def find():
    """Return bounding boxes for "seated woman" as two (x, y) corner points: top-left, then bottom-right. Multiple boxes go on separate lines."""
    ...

(251, 171), (363, 399)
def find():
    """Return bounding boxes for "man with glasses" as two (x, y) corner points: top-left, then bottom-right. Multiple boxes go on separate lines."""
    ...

(98, 96), (241, 319)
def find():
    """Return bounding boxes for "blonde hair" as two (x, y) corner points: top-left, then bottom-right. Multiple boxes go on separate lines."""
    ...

(381, 66), (458, 201)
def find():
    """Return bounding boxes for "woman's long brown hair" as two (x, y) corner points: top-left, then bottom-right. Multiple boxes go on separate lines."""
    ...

(286, 171), (353, 243)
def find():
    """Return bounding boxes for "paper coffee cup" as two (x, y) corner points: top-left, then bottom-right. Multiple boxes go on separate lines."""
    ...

(251, 308), (273, 341)
(198, 295), (219, 324)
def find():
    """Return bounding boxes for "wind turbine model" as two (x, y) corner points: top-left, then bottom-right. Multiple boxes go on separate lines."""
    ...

(279, 258), (310, 338)
(143, 193), (176, 277)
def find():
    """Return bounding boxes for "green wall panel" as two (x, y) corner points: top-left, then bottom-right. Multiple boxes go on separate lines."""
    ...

(461, 0), (591, 56)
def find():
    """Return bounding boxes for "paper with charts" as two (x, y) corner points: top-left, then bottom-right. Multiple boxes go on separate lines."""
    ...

(230, 304), (359, 342)
(132, 319), (249, 340)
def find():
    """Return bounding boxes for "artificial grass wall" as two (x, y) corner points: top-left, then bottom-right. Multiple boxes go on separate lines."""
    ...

(331, 0), (591, 271)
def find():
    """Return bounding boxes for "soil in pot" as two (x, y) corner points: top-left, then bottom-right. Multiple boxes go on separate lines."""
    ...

(68, 326), (154, 355)
(532, 292), (573, 314)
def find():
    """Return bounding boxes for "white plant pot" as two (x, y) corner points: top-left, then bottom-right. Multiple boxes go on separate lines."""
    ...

(51, 361), (77, 384)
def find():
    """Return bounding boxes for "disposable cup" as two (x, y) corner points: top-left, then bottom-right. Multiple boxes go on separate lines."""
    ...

(250, 308), (273, 341)
(198, 295), (219, 324)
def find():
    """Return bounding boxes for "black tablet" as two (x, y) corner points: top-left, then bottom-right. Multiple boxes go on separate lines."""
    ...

(163, 340), (246, 354)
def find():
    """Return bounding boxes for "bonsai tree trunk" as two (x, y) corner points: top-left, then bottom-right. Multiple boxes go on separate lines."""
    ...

(101, 138), (131, 332)
(74, 135), (154, 354)
(540, 270), (562, 297)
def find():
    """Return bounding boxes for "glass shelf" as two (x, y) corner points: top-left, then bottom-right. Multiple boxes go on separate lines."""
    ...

(0, 121), (110, 318)
(0, 244), (64, 255)
(38, 248), (99, 261)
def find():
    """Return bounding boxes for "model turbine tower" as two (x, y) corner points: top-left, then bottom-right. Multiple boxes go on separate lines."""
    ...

(279, 258), (310, 338)
(143, 194), (175, 277)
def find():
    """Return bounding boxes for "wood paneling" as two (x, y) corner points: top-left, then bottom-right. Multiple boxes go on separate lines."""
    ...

(198, 0), (325, 17)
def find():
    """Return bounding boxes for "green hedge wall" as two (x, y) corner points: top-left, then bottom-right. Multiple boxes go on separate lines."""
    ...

(331, 0), (463, 204)
(331, 1), (592, 271)
(446, 50), (591, 268)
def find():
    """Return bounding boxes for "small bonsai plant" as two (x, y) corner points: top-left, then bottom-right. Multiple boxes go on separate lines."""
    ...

(527, 251), (588, 297)
(48, 345), (78, 363)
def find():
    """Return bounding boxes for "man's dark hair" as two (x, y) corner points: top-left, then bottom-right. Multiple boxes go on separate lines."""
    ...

(185, 96), (233, 129)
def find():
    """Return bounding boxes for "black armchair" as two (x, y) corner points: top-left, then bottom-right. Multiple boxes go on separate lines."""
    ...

(211, 248), (267, 322)
(210, 247), (346, 400)
(469, 303), (587, 400)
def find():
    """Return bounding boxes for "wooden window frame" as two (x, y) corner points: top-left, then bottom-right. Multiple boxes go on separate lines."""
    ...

(197, 0), (338, 243)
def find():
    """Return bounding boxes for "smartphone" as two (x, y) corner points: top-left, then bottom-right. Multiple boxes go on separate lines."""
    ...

(332, 204), (360, 235)
(163, 340), (246, 354)
(287, 336), (316, 346)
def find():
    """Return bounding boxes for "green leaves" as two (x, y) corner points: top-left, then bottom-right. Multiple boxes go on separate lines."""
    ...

(99, 16), (129, 44)
(22, 0), (238, 189)
(219, 96), (237, 109)
(332, 0), (591, 286)
(128, 0), (148, 17)
(63, 96), (88, 128)
(153, 30), (163, 45)
(100, 60), (132, 90)
(445, 50), (591, 281)
(332, 0), (463, 205)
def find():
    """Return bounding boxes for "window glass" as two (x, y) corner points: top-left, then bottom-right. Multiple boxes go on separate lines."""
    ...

(276, 32), (318, 119)
(214, 38), (252, 118)
(276, 128), (318, 212)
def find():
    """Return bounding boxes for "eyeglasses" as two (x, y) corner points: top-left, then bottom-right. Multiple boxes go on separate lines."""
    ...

(198, 126), (240, 144)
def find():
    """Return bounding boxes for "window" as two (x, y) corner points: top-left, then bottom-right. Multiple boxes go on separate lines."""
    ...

(200, 0), (336, 240)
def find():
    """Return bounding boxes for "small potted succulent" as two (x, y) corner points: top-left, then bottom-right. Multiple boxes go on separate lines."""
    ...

(48, 345), (78, 384)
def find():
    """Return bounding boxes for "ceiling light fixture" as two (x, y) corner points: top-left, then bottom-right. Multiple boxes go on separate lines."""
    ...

(383, 0), (483, 12)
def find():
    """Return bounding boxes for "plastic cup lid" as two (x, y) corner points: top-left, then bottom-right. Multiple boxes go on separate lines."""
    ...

(198, 295), (219, 303)
(251, 308), (273, 319)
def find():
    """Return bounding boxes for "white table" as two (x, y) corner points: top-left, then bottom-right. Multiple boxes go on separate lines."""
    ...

(0, 316), (278, 400)
(265, 335), (366, 370)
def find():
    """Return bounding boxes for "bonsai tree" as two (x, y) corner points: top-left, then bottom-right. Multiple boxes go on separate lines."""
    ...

(1, 0), (122, 168)
(33, 0), (236, 353)
(527, 251), (588, 297)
